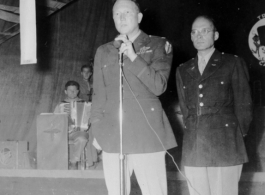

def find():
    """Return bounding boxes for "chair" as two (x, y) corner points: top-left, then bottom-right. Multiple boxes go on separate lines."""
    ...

(68, 140), (87, 170)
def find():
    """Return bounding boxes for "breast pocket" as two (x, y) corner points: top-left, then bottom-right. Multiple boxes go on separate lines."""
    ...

(184, 80), (198, 102)
(208, 75), (232, 101)
(101, 64), (116, 86)
(138, 52), (152, 65)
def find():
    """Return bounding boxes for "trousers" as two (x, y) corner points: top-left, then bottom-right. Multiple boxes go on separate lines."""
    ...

(102, 151), (167, 195)
(184, 165), (243, 195)
(69, 131), (89, 163)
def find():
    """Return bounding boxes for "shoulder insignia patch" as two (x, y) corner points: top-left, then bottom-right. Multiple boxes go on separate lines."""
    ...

(165, 41), (172, 54)
(149, 35), (160, 38)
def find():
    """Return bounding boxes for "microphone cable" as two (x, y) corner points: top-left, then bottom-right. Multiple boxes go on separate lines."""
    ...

(121, 64), (202, 195)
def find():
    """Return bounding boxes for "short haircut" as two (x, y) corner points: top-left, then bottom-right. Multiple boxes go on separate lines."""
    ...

(81, 58), (94, 72)
(65, 80), (80, 90)
(81, 64), (92, 72)
(131, 0), (141, 13)
(193, 15), (217, 31)
(113, 0), (141, 13)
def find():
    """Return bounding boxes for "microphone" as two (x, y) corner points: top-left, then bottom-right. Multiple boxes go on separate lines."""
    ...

(113, 39), (123, 49)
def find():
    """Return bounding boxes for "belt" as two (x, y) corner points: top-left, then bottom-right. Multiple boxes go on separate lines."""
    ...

(188, 107), (234, 116)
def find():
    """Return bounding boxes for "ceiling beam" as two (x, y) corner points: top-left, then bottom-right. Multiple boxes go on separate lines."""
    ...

(0, 0), (76, 46)
(0, 4), (19, 14)
(0, 0), (69, 16)
(0, 31), (18, 36)
(37, 0), (66, 10)
(0, 9), (19, 23)
(0, 0), (75, 23)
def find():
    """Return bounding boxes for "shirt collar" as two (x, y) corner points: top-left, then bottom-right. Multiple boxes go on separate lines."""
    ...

(130, 30), (141, 43)
(64, 97), (81, 102)
(198, 48), (215, 64)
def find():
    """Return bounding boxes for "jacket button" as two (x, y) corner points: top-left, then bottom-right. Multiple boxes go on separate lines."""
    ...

(199, 102), (204, 106)
(198, 84), (203, 88)
(151, 108), (155, 111)
(225, 124), (229, 127)
(199, 94), (203, 97)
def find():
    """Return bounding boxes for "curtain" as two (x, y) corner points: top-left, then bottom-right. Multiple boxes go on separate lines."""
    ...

(0, 0), (117, 154)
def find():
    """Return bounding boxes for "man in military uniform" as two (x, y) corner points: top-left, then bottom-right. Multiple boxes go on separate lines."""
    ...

(90, 0), (177, 194)
(176, 15), (252, 195)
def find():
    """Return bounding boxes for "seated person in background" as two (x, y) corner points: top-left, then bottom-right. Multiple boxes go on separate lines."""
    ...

(79, 62), (93, 102)
(54, 80), (89, 170)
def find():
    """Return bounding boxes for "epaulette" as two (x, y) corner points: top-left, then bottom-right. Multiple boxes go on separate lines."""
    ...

(187, 58), (195, 63)
(149, 35), (166, 40)
(222, 52), (239, 58)
(149, 35), (159, 38)
(180, 58), (194, 68)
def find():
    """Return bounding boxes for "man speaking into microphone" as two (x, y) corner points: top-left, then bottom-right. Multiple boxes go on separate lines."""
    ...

(90, 0), (177, 194)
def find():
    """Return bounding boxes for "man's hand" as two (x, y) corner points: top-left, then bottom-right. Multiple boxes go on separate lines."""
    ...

(115, 35), (137, 62)
(68, 125), (74, 134)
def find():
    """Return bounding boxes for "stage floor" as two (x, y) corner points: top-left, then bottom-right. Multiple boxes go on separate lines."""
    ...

(0, 171), (264, 195)
(0, 156), (265, 195)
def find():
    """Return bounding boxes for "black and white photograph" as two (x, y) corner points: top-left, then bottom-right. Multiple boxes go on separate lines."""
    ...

(0, 0), (264, 194)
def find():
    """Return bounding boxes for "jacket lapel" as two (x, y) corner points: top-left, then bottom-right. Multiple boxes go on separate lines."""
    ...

(107, 43), (119, 65)
(122, 31), (151, 61)
(133, 31), (151, 53)
(200, 50), (222, 82)
(186, 56), (201, 80)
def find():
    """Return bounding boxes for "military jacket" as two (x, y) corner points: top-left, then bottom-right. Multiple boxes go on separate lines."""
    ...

(176, 50), (252, 166)
(91, 31), (177, 153)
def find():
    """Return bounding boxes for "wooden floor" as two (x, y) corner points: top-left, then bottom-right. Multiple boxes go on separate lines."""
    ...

(0, 173), (264, 195)
(0, 167), (265, 195)
(0, 156), (265, 195)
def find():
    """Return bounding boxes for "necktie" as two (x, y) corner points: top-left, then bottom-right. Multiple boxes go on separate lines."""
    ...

(199, 57), (206, 75)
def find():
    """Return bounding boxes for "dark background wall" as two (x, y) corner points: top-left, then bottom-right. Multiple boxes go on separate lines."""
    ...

(136, 0), (265, 171)
(135, 0), (265, 105)
(0, 0), (264, 171)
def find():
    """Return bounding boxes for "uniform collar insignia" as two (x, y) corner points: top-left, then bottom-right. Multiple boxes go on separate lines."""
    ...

(200, 50), (222, 81)
(186, 63), (200, 79)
